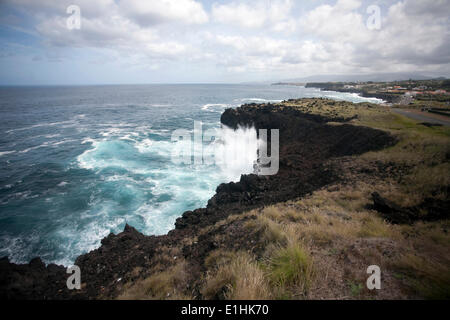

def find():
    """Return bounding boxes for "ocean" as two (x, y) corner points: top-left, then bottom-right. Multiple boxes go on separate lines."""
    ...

(0, 84), (383, 266)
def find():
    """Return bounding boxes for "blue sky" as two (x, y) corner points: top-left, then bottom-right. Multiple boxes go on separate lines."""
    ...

(0, 0), (449, 85)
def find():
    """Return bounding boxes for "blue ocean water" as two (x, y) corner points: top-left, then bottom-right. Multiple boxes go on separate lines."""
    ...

(0, 84), (383, 265)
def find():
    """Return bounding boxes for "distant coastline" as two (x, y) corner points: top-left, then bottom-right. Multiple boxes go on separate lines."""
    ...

(273, 79), (450, 107)
(272, 82), (396, 103)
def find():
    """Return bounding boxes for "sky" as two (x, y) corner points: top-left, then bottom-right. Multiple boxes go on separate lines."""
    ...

(0, 0), (449, 85)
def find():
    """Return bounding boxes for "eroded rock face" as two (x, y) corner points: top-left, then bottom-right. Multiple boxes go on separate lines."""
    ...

(0, 101), (398, 299)
(0, 256), (67, 300)
(173, 103), (396, 231)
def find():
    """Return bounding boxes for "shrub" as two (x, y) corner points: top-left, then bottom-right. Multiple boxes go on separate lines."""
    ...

(201, 252), (271, 300)
(265, 244), (314, 297)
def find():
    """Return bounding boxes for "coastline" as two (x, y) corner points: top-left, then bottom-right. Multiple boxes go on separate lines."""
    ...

(1, 98), (448, 300)
(303, 83), (399, 103)
(272, 83), (398, 104)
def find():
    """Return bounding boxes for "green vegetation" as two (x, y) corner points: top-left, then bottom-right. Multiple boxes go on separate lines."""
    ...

(265, 244), (314, 297)
(201, 251), (271, 300)
(302, 79), (450, 108)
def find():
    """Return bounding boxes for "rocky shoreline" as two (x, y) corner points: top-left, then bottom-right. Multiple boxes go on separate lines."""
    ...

(0, 99), (397, 299)
(304, 83), (401, 103)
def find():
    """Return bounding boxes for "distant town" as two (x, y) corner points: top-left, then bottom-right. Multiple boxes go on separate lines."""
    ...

(273, 79), (450, 111)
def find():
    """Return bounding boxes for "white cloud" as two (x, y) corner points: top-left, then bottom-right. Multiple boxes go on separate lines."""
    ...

(5, 0), (208, 25)
(301, 0), (367, 43)
(6, 0), (116, 19)
(299, 0), (450, 74)
(0, 0), (449, 82)
(13, 0), (201, 62)
(212, 0), (296, 32)
(119, 0), (208, 26)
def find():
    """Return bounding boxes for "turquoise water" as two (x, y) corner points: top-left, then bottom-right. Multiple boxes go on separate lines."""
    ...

(0, 84), (383, 265)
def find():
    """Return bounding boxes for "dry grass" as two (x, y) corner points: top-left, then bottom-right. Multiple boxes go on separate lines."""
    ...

(280, 99), (391, 122)
(263, 243), (314, 299)
(201, 242), (315, 300)
(237, 173), (447, 299)
(357, 213), (397, 238)
(201, 251), (272, 300)
(118, 261), (192, 300)
(358, 111), (450, 207)
(244, 214), (288, 245)
(241, 105), (448, 298)
(391, 253), (450, 299)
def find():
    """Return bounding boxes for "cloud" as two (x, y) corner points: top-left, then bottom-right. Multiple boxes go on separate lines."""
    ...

(0, 0), (449, 83)
(204, 0), (450, 77)
(301, 0), (367, 43)
(119, 0), (208, 26)
(5, 0), (116, 19)
(7, 0), (200, 62)
(299, 0), (450, 73)
(212, 0), (296, 32)
(4, 0), (208, 28)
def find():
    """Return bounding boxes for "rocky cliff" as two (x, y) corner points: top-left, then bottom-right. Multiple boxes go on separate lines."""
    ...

(0, 99), (397, 299)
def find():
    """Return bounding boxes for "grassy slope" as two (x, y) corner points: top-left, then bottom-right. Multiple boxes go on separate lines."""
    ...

(118, 100), (450, 300)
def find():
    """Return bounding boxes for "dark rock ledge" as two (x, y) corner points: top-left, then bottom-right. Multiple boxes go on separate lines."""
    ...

(0, 100), (397, 299)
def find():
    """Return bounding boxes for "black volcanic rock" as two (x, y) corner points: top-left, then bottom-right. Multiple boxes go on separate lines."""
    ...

(0, 256), (68, 300)
(371, 192), (449, 224)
